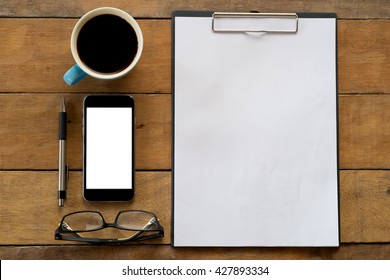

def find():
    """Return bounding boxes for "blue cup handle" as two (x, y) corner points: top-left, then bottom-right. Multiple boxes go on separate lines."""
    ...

(63, 64), (88, 86)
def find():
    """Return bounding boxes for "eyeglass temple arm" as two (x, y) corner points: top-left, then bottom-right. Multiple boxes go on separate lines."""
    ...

(134, 230), (164, 241)
(55, 221), (85, 239)
(134, 217), (164, 241)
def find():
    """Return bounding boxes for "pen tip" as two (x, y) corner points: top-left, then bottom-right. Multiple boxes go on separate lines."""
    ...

(60, 97), (67, 112)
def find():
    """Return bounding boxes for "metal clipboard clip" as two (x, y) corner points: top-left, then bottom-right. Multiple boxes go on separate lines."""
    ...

(212, 12), (299, 33)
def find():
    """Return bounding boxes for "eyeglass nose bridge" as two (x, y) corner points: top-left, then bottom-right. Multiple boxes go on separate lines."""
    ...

(102, 222), (139, 230)
(103, 222), (119, 228)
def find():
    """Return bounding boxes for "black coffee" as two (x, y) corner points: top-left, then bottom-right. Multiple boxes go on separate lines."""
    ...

(77, 14), (138, 73)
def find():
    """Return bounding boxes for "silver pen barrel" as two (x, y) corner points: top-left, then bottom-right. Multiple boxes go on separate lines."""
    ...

(58, 140), (67, 206)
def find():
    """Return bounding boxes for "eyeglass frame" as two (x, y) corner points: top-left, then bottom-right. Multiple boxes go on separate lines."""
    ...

(55, 210), (164, 243)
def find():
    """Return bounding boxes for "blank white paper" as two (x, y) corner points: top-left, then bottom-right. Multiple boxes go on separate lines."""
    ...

(173, 15), (338, 246)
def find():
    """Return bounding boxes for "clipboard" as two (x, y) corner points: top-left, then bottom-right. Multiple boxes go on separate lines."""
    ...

(172, 11), (339, 247)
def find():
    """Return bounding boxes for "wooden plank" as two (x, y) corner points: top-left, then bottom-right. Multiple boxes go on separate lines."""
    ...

(338, 95), (390, 169)
(1, 244), (390, 260)
(0, 171), (171, 245)
(2, 94), (390, 170)
(338, 20), (390, 94)
(1, 170), (390, 245)
(0, 19), (171, 93)
(0, 93), (171, 170)
(340, 170), (390, 242)
(0, 0), (389, 19)
(0, 19), (389, 94)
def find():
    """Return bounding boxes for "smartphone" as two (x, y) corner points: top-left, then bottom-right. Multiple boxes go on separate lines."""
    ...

(83, 95), (135, 201)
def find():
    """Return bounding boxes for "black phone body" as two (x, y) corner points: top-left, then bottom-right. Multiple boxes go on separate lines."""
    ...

(83, 95), (135, 201)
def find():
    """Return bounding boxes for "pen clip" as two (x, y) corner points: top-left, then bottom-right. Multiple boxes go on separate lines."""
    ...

(65, 165), (69, 188)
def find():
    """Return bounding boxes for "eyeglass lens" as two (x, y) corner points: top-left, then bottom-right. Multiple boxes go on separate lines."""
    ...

(62, 212), (103, 231)
(116, 211), (159, 230)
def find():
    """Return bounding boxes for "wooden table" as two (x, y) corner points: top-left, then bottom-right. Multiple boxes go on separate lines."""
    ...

(0, 0), (390, 260)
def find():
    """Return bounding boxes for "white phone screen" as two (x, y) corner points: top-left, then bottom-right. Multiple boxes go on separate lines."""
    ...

(86, 107), (133, 189)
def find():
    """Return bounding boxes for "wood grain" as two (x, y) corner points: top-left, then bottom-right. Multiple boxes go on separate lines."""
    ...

(0, 0), (389, 19)
(0, 93), (171, 170)
(338, 20), (390, 94)
(1, 170), (390, 245)
(0, 171), (171, 245)
(1, 244), (390, 260)
(0, 19), (171, 93)
(3, 94), (390, 170)
(338, 95), (390, 169)
(0, 19), (390, 94)
(340, 170), (390, 242)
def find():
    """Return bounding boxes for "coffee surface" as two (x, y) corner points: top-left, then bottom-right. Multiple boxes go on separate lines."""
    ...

(77, 14), (138, 73)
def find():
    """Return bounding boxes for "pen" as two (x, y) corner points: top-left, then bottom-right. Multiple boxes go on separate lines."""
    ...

(58, 97), (68, 206)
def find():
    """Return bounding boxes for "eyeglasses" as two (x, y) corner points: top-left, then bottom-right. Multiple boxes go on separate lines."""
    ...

(55, 210), (164, 243)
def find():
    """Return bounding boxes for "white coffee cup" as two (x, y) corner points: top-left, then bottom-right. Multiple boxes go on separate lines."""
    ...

(64, 7), (143, 85)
